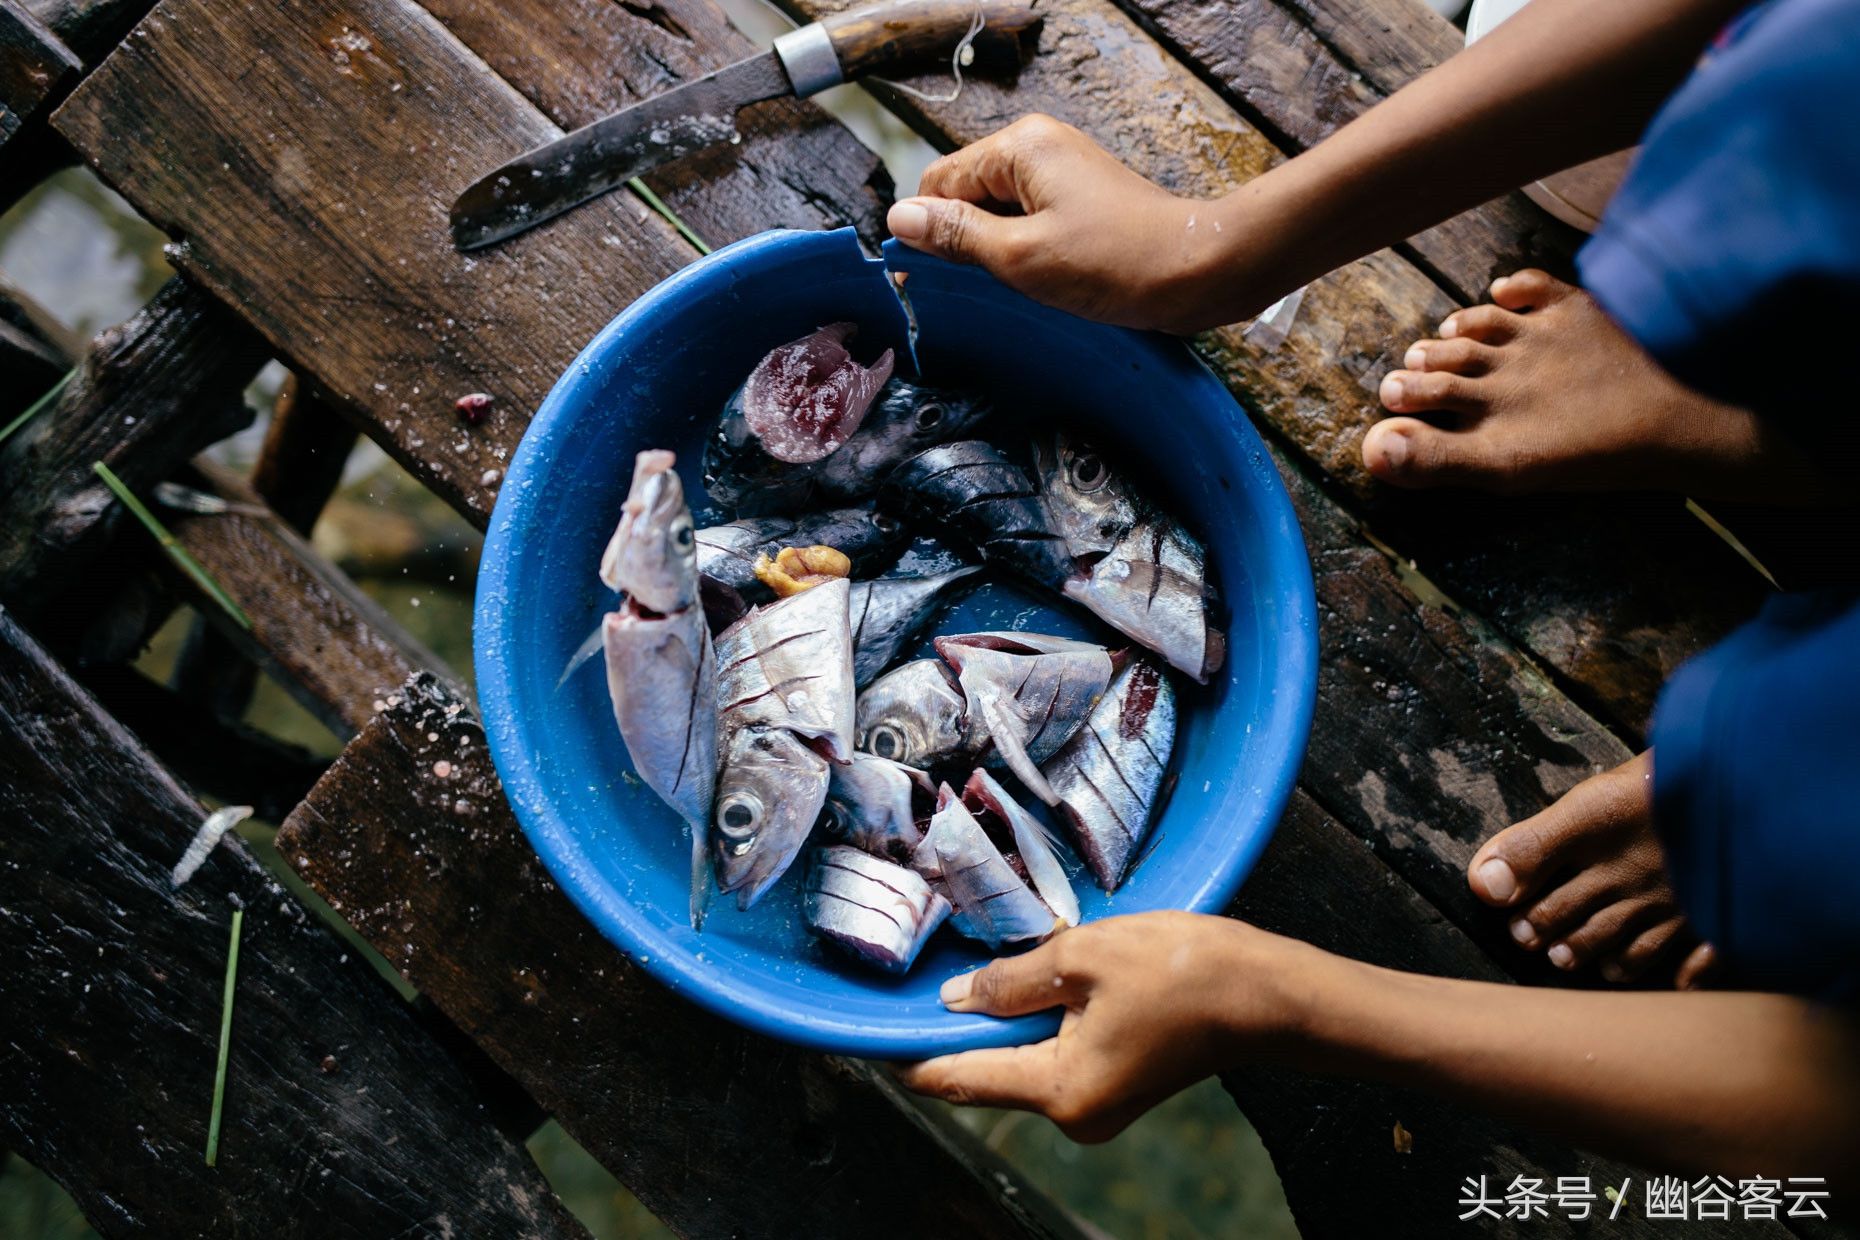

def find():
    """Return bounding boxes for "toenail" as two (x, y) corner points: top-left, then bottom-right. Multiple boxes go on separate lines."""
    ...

(1378, 432), (1410, 472)
(1548, 943), (1575, 969)
(1379, 375), (1404, 406)
(1490, 276), (1510, 297)
(1509, 918), (1536, 946)
(1600, 960), (1627, 982)
(1403, 344), (1426, 370)
(1438, 317), (1459, 338)
(1476, 858), (1517, 902)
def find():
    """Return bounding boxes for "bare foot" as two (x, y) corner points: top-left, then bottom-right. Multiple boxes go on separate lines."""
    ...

(1467, 751), (1716, 988)
(1364, 270), (1829, 502)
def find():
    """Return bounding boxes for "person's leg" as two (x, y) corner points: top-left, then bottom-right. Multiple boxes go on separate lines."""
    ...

(1363, 271), (1832, 500)
(1467, 751), (1715, 987)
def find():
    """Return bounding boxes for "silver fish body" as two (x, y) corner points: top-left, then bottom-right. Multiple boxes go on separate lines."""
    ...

(803, 845), (951, 973)
(695, 507), (908, 603)
(822, 752), (933, 863)
(599, 450), (717, 927)
(913, 790), (1065, 949)
(711, 725), (831, 907)
(934, 633), (1116, 804)
(715, 577), (856, 763)
(882, 440), (1072, 588)
(848, 567), (982, 687)
(706, 375), (993, 513)
(1034, 434), (1225, 684)
(1043, 657), (1177, 890)
(855, 658), (976, 769)
(963, 769), (1080, 928)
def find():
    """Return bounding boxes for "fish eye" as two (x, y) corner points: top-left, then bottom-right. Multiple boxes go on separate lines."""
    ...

(717, 795), (762, 841)
(914, 403), (945, 432)
(867, 724), (905, 761)
(1068, 452), (1108, 492)
(873, 512), (902, 536)
(672, 520), (695, 551)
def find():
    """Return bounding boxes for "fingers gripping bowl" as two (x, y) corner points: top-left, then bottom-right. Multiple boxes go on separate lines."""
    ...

(475, 228), (1316, 1058)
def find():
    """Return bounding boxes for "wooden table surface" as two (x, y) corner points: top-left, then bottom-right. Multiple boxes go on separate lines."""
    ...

(0, 0), (1788, 1233)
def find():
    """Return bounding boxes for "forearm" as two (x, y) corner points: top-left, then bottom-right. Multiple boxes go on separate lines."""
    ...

(1260, 940), (1860, 1185)
(1187, 0), (1744, 322)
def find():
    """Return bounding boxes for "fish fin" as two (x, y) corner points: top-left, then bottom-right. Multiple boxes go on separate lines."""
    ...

(971, 769), (1079, 928)
(556, 620), (606, 692)
(689, 826), (714, 932)
(978, 694), (1062, 806)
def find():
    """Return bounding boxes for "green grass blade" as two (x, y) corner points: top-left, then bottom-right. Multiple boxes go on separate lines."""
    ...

(0, 370), (75, 451)
(627, 177), (712, 256)
(205, 905), (244, 1167)
(91, 461), (253, 631)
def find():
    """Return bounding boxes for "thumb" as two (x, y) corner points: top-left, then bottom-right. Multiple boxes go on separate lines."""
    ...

(888, 196), (1025, 269)
(940, 936), (1085, 1016)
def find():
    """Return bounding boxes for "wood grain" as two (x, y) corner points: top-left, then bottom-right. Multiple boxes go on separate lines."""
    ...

(0, 610), (586, 1239)
(277, 674), (1088, 1240)
(0, 0), (78, 144)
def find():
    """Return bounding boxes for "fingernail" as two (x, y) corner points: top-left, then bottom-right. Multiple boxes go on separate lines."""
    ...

(1476, 858), (1517, 903)
(1379, 374), (1404, 407)
(939, 971), (974, 1007)
(1438, 316), (1459, 339)
(889, 201), (929, 241)
(1509, 917), (1536, 946)
(1403, 344), (1426, 370)
(1548, 943), (1575, 970)
(1379, 431), (1409, 472)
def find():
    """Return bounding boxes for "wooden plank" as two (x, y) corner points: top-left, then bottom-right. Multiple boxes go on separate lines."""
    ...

(1227, 793), (1776, 1240)
(0, 0), (79, 144)
(52, 0), (885, 526)
(0, 610), (587, 1239)
(251, 372), (360, 537)
(1106, 0), (1581, 304)
(276, 674), (1087, 1240)
(162, 459), (466, 739)
(420, 0), (888, 248)
(776, 0), (1758, 736)
(21, 0), (156, 64)
(0, 277), (265, 614)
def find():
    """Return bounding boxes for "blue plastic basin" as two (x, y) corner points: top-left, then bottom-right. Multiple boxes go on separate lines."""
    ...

(475, 227), (1316, 1059)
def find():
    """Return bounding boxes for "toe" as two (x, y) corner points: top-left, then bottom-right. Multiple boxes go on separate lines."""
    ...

(1599, 916), (1687, 983)
(1364, 415), (1516, 489)
(1378, 369), (1481, 415)
(1516, 866), (1621, 947)
(1549, 898), (1661, 972)
(1467, 800), (1597, 909)
(1675, 942), (1719, 990)
(1437, 304), (1520, 344)
(1404, 337), (1495, 376)
(1488, 269), (1573, 312)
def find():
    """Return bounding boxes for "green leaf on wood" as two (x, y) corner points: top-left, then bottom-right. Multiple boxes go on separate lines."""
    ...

(91, 460), (253, 631)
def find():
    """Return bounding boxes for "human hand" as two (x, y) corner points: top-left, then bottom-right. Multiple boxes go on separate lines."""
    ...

(897, 912), (1307, 1141)
(885, 115), (1240, 334)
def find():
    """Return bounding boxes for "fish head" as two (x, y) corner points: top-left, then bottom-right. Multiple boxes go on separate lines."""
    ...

(600, 450), (699, 613)
(865, 378), (994, 453)
(1033, 433), (1142, 559)
(711, 726), (831, 908)
(855, 659), (969, 767)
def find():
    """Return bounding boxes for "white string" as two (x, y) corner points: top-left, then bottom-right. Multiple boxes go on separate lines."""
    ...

(879, 6), (986, 105)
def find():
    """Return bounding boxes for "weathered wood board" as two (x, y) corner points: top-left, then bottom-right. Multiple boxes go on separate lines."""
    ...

(277, 674), (1087, 1240)
(0, 0), (78, 144)
(53, 0), (887, 526)
(778, 0), (1764, 737)
(0, 610), (586, 1238)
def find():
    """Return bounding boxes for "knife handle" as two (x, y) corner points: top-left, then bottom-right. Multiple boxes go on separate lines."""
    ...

(818, 0), (1041, 86)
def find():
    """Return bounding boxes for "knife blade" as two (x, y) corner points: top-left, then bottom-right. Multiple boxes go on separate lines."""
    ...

(450, 0), (1041, 251)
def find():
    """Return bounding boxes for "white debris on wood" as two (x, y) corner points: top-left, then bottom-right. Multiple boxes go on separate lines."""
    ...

(171, 805), (254, 887)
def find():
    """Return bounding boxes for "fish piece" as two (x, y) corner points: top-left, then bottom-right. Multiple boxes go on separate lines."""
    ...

(715, 577), (856, 763)
(935, 633), (1117, 805)
(706, 375), (993, 512)
(963, 769), (1080, 928)
(848, 567), (982, 687)
(1034, 434), (1226, 684)
(881, 440), (1072, 587)
(1043, 657), (1177, 890)
(855, 658), (976, 769)
(736, 323), (894, 464)
(914, 788), (1065, 949)
(599, 451), (717, 927)
(822, 753), (935, 863)
(695, 507), (907, 603)
(803, 845), (951, 973)
(712, 725), (831, 908)
(753, 545), (851, 598)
